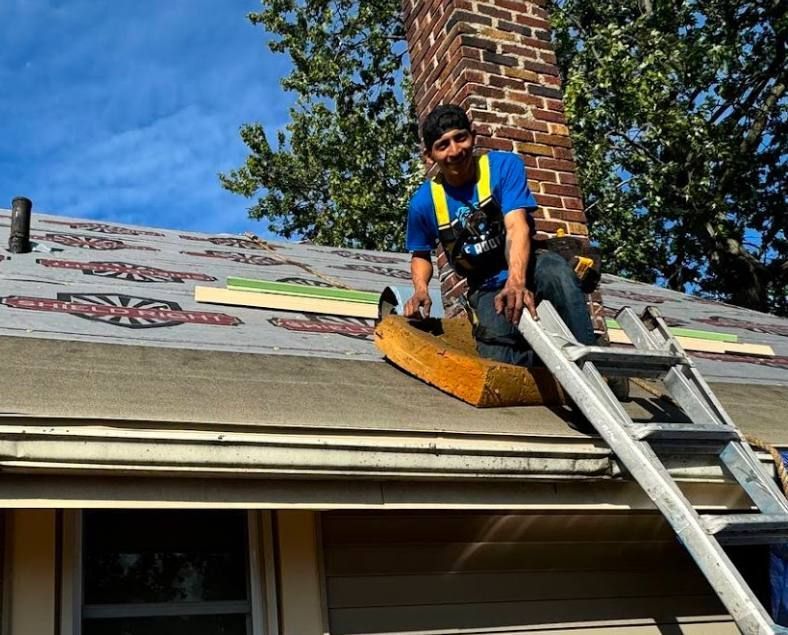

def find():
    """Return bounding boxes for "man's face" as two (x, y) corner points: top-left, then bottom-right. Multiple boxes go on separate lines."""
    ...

(426, 128), (475, 186)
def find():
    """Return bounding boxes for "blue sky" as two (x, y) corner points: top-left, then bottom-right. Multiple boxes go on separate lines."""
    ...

(0, 0), (293, 234)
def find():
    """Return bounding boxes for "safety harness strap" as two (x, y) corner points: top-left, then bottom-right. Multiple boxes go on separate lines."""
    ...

(430, 179), (451, 229)
(477, 153), (491, 202)
(430, 154), (491, 228)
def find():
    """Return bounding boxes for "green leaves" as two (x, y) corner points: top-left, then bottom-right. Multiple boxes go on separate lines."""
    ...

(223, 0), (785, 314)
(222, 0), (421, 251)
(551, 0), (787, 315)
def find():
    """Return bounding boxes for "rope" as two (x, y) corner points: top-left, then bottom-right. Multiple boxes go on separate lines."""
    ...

(631, 377), (667, 400)
(241, 232), (353, 290)
(630, 378), (788, 496)
(746, 434), (788, 496)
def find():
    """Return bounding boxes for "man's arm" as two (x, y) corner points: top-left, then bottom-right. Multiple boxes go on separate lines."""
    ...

(404, 251), (434, 318)
(495, 210), (538, 324)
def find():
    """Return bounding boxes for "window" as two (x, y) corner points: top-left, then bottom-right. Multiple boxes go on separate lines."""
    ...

(80, 510), (255, 635)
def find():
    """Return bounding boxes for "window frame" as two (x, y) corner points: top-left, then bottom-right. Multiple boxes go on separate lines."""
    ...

(60, 510), (273, 635)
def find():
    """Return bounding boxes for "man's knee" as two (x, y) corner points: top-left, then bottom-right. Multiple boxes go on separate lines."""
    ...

(477, 341), (533, 367)
(469, 288), (528, 349)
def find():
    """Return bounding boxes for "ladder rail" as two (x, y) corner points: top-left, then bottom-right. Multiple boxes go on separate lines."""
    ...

(519, 301), (787, 635)
(721, 442), (788, 515)
(643, 307), (741, 424)
(534, 301), (634, 426)
(616, 308), (734, 428)
(618, 307), (788, 514)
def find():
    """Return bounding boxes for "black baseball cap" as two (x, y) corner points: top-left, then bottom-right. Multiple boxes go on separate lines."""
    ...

(421, 104), (472, 151)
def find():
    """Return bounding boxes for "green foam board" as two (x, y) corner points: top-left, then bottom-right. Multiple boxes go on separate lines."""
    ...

(226, 277), (380, 304)
(604, 318), (738, 343)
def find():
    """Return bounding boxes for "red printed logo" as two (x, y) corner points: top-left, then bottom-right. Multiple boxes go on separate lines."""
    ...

(41, 220), (164, 236)
(697, 316), (788, 337)
(32, 233), (158, 251)
(2, 294), (241, 329)
(328, 249), (405, 264)
(179, 235), (278, 251)
(182, 250), (286, 266)
(601, 288), (667, 304)
(37, 259), (216, 283)
(269, 315), (374, 339)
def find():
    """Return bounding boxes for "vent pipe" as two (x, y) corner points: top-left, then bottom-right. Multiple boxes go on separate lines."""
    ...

(9, 197), (32, 253)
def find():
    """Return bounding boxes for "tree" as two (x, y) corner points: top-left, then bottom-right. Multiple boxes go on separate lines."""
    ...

(220, 0), (423, 251)
(550, 0), (787, 315)
(224, 0), (786, 315)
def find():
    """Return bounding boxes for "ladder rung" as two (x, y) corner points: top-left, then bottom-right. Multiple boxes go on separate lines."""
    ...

(701, 514), (788, 545)
(630, 423), (739, 443)
(521, 302), (788, 632)
(562, 345), (686, 375)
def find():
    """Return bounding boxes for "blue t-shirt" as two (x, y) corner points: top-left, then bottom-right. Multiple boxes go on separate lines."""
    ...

(406, 151), (538, 289)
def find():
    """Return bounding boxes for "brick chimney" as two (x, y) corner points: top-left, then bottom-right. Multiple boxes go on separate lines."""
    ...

(401, 0), (604, 332)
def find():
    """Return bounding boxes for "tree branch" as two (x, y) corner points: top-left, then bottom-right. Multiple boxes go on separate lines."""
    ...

(583, 175), (637, 215)
(612, 130), (664, 164)
(740, 73), (786, 154)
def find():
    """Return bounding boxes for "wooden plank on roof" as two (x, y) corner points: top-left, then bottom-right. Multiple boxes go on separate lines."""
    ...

(226, 277), (380, 304)
(194, 285), (379, 318)
(722, 341), (778, 356)
(605, 318), (739, 343)
(374, 316), (564, 407)
(607, 329), (774, 357)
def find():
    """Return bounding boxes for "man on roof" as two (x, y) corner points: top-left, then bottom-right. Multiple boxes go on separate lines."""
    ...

(404, 104), (596, 366)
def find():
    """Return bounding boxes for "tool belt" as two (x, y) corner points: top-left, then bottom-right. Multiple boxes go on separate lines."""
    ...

(536, 234), (602, 293)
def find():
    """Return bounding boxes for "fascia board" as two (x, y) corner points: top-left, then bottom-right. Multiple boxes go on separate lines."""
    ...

(0, 422), (775, 484)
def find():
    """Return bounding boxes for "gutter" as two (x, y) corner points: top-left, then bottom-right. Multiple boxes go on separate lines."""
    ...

(0, 423), (609, 480)
(0, 422), (772, 483)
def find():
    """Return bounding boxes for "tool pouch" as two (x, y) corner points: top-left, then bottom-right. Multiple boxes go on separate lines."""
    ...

(537, 235), (602, 294)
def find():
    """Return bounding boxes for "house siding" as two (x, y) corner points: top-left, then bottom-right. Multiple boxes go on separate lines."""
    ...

(322, 510), (738, 634)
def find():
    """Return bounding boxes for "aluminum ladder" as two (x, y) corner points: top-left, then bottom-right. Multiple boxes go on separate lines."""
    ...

(518, 301), (788, 635)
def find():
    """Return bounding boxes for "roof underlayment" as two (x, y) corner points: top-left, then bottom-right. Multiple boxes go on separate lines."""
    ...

(0, 210), (785, 382)
(0, 209), (785, 496)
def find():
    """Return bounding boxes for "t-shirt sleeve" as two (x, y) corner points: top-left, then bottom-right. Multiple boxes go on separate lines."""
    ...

(405, 189), (437, 253)
(497, 153), (538, 214)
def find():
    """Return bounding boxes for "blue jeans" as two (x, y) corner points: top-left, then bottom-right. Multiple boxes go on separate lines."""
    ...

(468, 250), (596, 366)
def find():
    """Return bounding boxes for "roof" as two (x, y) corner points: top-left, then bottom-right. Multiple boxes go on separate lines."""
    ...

(0, 208), (785, 504)
(0, 209), (785, 384)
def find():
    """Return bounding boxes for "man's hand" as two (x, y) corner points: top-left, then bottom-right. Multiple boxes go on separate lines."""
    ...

(498, 210), (536, 325)
(494, 280), (538, 325)
(407, 252), (434, 320)
(404, 289), (432, 319)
